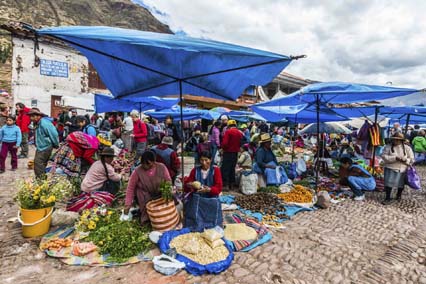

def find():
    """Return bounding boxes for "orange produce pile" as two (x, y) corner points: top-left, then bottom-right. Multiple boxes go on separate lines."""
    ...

(277, 185), (313, 203)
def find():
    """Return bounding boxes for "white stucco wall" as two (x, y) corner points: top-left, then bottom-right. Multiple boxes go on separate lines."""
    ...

(11, 37), (94, 116)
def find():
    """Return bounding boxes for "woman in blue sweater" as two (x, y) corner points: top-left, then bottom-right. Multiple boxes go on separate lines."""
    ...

(0, 116), (22, 173)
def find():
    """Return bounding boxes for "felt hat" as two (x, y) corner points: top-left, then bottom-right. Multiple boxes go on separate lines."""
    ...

(227, 120), (237, 126)
(194, 130), (201, 135)
(240, 124), (247, 129)
(260, 133), (272, 143)
(99, 147), (116, 157)
(162, 136), (174, 146)
(390, 132), (405, 140)
(28, 108), (43, 116)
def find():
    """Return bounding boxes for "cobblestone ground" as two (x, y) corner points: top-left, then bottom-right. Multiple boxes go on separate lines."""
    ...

(1, 147), (426, 284)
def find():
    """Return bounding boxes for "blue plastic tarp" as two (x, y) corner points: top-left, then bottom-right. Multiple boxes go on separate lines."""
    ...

(36, 26), (293, 101)
(253, 82), (419, 107)
(145, 106), (216, 121)
(94, 94), (179, 113)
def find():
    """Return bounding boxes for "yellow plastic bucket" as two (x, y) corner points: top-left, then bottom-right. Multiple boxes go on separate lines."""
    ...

(18, 207), (53, 238)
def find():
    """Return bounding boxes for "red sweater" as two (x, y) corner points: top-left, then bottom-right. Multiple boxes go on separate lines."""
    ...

(222, 127), (243, 153)
(133, 119), (147, 143)
(16, 107), (31, 133)
(184, 166), (222, 196)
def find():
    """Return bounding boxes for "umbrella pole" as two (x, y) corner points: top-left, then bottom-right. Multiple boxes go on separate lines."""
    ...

(315, 94), (320, 191)
(291, 114), (298, 163)
(179, 80), (185, 184)
(139, 102), (142, 119)
(404, 114), (411, 136)
(371, 107), (379, 175)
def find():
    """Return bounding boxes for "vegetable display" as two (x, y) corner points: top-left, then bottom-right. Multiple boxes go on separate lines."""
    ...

(159, 180), (173, 202)
(235, 193), (287, 216)
(277, 185), (313, 203)
(86, 214), (152, 263)
(258, 186), (281, 194)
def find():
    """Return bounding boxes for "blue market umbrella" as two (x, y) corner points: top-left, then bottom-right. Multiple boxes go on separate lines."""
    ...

(35, 25), (299, 177)
(145, 106), (215, 121)
(252, 82), (421, 187)
(299, 122), (352, 135)
(95, 94), (179, 113)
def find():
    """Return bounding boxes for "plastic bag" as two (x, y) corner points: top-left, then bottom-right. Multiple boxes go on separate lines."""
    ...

(239, 173), (258, 195)
(183, 237), (200, 254)
(119, 209), (133, 221)
(214, 151), (221, 166)
(316, 191), (331, 209)
(296, 158), (307, 175)
(153, 254), (185, 276)
(204, 238), (225, 248)
(202, 227), (223, 242)
(406, 166), (421, 190)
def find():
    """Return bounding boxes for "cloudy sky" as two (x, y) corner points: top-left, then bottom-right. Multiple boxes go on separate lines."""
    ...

(133, 0), (426, 92)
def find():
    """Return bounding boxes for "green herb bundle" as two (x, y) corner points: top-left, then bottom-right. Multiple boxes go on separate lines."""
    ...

(159, 180), (173, 202)
(258, 186), (281, 194)
(87, 214), (152, 263)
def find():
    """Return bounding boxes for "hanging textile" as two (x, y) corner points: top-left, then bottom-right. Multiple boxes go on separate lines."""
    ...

(368, 123), (381, 146)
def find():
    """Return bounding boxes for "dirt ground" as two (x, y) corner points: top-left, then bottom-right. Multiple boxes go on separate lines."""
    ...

(1, 146), (426, 284)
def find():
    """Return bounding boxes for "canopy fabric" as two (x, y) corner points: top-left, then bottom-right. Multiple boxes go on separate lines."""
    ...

(36, 26), (292, 101)
(225, 110), (266, 122)
(299, 122), (352, 135)
(94, 94), (179, 113)
(145, 107), (215, 121)
(379, 106), (426, 116)
(253, 82), (420, 107)
(251, 104), (351, 123)
(346, 115), (389, 128)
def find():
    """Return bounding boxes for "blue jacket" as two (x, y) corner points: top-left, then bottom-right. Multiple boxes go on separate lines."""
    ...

(0, 124), (22, 146)
(35, 118), (59, 151)
(255, 146), (278, 171)
(83, 124), (97, 137)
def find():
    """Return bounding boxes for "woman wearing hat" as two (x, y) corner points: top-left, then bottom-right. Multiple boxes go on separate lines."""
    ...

(81, 147), (121, 194)
(28, 108), (59, 178)
(381, 132), (414, 204)
(221, 120), (243, 190)
(67, 147), (121, 212)
(254, 133), (278, 173)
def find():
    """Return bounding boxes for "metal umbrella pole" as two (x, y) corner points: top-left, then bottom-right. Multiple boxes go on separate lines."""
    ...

(179, 80), (185, 182)
(291, 113), (298, 163)
(315, 94), (320, 191)
(404, 114), (411, 136)
(371, 106), (379, 175)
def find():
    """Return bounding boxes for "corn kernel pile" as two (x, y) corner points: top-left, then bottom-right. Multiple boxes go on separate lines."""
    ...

(170, 232), (229, 265)
(277, 185), (313, 203)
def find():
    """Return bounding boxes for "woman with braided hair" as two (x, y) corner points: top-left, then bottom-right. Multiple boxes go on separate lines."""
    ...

(381, 132), (414, 205)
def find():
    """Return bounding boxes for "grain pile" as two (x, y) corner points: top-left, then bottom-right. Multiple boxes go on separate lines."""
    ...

(170, 233), (229, 265)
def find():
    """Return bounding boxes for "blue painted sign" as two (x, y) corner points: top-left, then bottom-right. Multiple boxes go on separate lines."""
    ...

(40, 59), (69, 78)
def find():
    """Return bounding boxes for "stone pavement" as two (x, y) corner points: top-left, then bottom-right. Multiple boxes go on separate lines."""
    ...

(1, 146), (426, 283)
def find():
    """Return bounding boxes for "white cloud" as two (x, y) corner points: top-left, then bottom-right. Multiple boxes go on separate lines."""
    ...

(134, 0), (426, 89)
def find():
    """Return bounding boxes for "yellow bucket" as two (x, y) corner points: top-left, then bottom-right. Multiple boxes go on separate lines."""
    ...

(18, 207), (53, 238)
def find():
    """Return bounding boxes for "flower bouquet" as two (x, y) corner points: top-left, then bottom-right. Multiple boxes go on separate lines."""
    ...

(15, 175), (74, 237)
(15, 174), (74, 210)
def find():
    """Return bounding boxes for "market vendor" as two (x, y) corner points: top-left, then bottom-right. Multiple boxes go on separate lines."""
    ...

(337, 138), (355, 159)
(339, 157), (375, 201)
(124, 150), (171, 224)
(381, 132), (414, 205)
(185, 151), (222, 196)
(254, 133), (278, 172)
(81, 147), (121, 194)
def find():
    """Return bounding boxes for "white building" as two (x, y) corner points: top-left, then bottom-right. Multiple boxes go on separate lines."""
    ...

(2, 22), (96, 117)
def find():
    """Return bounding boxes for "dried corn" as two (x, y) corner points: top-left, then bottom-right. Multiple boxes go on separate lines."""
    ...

(170, 233), (229, 265)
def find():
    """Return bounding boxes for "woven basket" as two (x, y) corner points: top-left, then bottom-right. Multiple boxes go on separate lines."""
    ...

(146, 198), (180, 232)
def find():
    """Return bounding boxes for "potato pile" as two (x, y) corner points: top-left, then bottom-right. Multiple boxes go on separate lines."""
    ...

(40, 238), (73, 251)
(278, 185), (313, 203)
(235, 193), (287, 215)
(170, 232), (229, 265)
